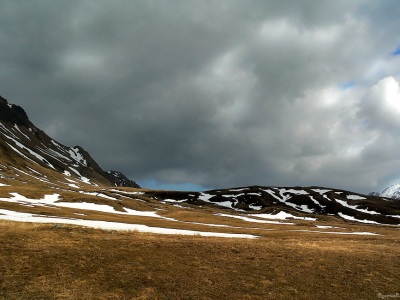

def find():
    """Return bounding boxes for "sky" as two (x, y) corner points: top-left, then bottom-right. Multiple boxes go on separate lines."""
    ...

(1, 0), (400, 194)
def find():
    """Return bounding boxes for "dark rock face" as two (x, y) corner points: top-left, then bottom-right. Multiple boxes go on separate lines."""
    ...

(0, 96), (31, 126)
(369, 192), (380, 196)
(106, 170), (140, 188)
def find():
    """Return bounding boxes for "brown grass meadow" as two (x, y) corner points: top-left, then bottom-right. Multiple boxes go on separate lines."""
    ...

(0, 219), (399, 300)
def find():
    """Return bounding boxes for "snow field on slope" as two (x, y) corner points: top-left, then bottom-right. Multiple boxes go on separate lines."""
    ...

(249, 211), (317, 221)
(215, 213), (294, 225)
(0, 192), (262, 238)
(198, 193), (239, 210)
(0, 193), (174, 221)
(337, 212), (380, 224)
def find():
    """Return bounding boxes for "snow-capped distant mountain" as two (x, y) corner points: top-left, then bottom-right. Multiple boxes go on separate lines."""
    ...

(380, 182), (400, 199)
(0, 95), (139, 188)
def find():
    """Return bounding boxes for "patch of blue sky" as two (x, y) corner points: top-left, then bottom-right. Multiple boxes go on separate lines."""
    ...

(392, 46), (400, 56)
(138, 179), (206, 191)
(340, 81), (356, 90)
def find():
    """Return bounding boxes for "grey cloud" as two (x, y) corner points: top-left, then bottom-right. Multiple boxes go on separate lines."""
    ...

(1, 0), (400, 193)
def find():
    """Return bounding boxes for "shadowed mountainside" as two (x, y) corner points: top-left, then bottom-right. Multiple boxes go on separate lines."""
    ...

(0, 95), (139, 188)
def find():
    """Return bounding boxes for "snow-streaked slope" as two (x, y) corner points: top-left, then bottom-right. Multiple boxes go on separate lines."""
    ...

(142, 186), (400, 225)
(0, 208), (258, 239)
(0, 96), (139, 188)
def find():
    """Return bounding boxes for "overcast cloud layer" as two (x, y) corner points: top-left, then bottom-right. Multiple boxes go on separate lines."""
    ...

(1, 0), (400, 193)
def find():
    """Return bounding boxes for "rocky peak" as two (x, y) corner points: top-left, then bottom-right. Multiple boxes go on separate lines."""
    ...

(0, 95), (31, 126)
(106, 170), (140, 188)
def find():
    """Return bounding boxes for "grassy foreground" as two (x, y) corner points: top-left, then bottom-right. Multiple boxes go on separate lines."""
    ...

(0, 220), (399, 300)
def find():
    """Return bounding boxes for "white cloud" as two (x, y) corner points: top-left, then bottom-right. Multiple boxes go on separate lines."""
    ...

(358, 77), (400, 132)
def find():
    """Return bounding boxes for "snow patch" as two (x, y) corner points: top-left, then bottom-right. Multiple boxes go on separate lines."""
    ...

(315, 225), (341, 229)
(249, 211), (317, 221)
(198, 193), (239, 210)
(346, 194), (367, 200)
(312, 189), (331, 194)
(198, 193), (214, 201)
(13, 124), (30, 140)
(228, 188), (249, 192)
(215, 213), (294, 225)
(336, 199), (380, 215)
(280, 188), (309, 195)
(338, 212), (381, 224)
(78, 191), (118, 201)
(69, 147), (87, 166)
(107, 189), (144, 195)
(292, 229), (381, 236)
(249, 203), (263, 210)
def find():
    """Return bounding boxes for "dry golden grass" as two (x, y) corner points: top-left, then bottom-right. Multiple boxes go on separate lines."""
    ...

(0, 219), (399, 300)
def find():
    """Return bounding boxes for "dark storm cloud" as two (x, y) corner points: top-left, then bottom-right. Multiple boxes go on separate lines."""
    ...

(1, 0), (400, 193)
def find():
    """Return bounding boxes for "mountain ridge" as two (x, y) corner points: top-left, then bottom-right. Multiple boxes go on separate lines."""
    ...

(141, 185), (400, 225)
(0, 95), (139, 188)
